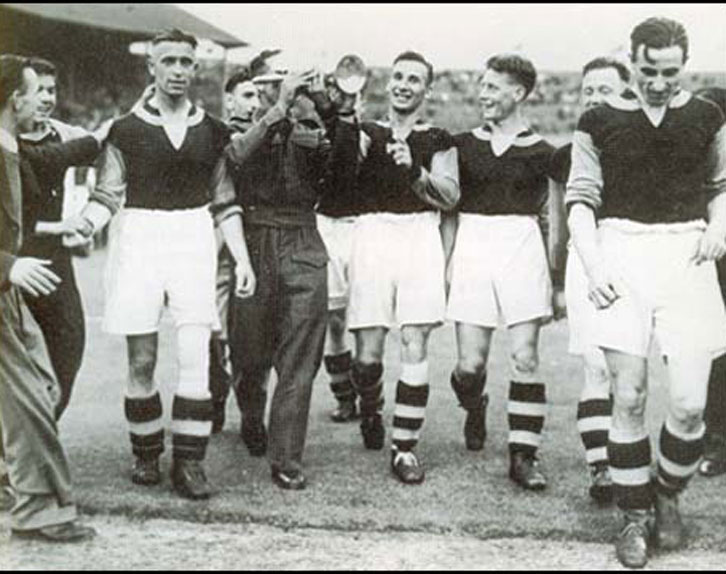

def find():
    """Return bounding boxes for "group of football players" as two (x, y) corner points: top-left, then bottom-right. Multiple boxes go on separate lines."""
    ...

(0, 13), (724, 569)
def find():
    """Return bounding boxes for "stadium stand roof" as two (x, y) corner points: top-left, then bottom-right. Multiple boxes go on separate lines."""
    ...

(1, 3), (247, 48)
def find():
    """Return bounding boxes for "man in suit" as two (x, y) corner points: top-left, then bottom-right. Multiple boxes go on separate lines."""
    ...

(0, 54), (98, 542)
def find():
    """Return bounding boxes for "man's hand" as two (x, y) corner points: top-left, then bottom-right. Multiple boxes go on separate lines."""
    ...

(62, 231), (93, 249)
(61, 214), (94, 238)
(691, 226), (726, 265)
(9, 258), (61, 297)
(552, 287), (568, 320)
(586, 262), (621, 310)
(386, 138), (413, 170)
(234, 260), (257, 299)
(278, 70), (316, 110)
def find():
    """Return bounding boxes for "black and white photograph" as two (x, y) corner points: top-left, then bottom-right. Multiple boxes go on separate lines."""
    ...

(0, 2), (725, 569)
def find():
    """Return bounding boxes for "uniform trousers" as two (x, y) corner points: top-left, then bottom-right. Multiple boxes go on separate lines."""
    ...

(23, 250), (85, 420)
(704, 257), (726, 438)
(0, 287), (77, 530)
(228, 213), (328, 473)
(209, 244), (234, 407)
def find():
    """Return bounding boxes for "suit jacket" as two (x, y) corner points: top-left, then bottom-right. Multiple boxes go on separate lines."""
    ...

(0, 136), (99, 290)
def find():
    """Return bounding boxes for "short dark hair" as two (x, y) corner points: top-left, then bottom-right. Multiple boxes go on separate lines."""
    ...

(30, 57), (56, 77)
(393, 51), (434, 86)
(582, 57), (631, 83)
(486, 53), (537, 98)
(151, 28), (198, 50)
(630, 17), (689, 63)
(0, 54), (32, 110)
(225, 69), (255, 94)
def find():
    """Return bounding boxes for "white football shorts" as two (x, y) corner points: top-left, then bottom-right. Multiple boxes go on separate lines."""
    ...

(103, 206), (220, 335)
(446, 214), (552, 328)
(347, 211), (446, 329)
(591, 218), (726, 359)
(316, 214), (357, 311)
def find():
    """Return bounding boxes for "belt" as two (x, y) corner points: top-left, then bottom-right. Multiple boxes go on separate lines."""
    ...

(243, 206), (317, 228)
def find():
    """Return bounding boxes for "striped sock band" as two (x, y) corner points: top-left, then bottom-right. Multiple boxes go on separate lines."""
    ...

(125, 392), (164, 460)
(508, 381), (547, 456)
(171, 395), (213, 461)
(609, 428), (653, 511)
(351, 362), (384, 417)
(656, 419), (704, 495)
(576, 398), (612, 467)
(392, 361), (430, 452)
(325, 351), (355, 402)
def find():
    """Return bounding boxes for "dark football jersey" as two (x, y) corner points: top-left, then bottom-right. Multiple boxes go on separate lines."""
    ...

(357, 121), (455, 214)
(454, 126), (556, 216)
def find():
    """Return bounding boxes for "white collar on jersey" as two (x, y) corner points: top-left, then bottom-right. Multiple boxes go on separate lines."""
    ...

(607, 88), (692, 112)
(132, 90), (205, 128)
(0, 127), (18, 154)
(375, 118), (433, 131)
(471, 124), (543, 147)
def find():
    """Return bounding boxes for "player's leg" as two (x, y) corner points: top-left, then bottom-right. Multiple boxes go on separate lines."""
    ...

(700, 353), (726, 476)
(388, 323), (436, 484)
(507, 320), (548, 490)
(352, 327), (387, 450)
(566, 246), (614, 500)
(451, 322), (494, 451)
(325, 306), (357, 422)
(577, 346), (613, 503)
(170, 323), (215, 499)
(604, 349), (652, 569)
(125, 333), (164, 486)
(652, 348), (711, 550)
(164, 207), (225, 499)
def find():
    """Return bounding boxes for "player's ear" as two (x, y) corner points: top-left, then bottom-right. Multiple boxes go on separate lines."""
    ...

(224, 92), (234, 114)
(146, 56), (156, 79)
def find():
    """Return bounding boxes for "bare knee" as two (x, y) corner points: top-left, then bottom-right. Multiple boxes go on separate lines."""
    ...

(355, 329), (386, 364)
(668, 400), (705, 434)
(457, 353), (487, 378)
(401, 325), (432, 363)
(613, 384), (647, 420)
(128, 354), (155, 388)
(510, 346), (539, 378)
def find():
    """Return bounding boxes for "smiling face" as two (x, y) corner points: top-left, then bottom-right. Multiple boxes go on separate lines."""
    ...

(631, 44), (685, 107)
(225, 80), (260, 126)
(478, 68), (524, 122)
(581, 66), (627, 109)
(148, 40), (197, 99)
(34, 73), (57, 121)
(387, 59), (430, 114)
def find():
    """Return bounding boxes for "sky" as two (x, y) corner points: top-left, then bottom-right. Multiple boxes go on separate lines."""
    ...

(178, 3), (726, 72)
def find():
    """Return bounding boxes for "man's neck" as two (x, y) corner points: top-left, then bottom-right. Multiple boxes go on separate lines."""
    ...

(388, 107), (422, 139)
(151, 90), (191, 116)
(487, 109), (527, 135)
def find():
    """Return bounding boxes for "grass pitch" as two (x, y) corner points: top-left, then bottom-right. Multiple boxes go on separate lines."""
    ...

(60, 249), (726, 553)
